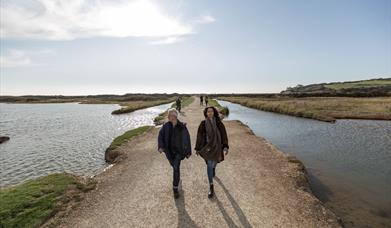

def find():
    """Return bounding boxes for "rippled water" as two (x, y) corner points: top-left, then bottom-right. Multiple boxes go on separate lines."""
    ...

(0, 102), (171, 187)
(218, 100), (391, 228)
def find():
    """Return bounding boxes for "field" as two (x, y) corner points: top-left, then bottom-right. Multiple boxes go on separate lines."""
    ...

(219, 96), (391, 122)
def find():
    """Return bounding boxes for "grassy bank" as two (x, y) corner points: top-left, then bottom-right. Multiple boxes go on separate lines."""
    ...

(105, 126), (152, 163)
(0, 173), (96, 228)
(154, 96), (194, 125)
(208, 99), (230, 117)
(111, 98), (175, 114)
(219, 96), (391, 122)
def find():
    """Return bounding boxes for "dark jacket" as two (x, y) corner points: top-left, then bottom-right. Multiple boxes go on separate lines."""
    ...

(195, 119), (229, 162)
(158, 120), (191, 160)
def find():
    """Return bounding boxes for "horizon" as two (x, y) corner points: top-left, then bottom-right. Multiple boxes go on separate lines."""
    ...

(0, 76), (389, 96)
(1, 0), (390, 95)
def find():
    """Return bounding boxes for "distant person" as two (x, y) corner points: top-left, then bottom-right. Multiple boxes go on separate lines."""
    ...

(195, 106), (229, 198)
(200, 96), (204, 106)
(175, 97), (182, 112)
(158, 108), (191, 198)
(205, 96), (209, 106)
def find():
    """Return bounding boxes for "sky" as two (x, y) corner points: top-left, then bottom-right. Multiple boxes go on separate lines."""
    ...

(0, 0), (390, 95)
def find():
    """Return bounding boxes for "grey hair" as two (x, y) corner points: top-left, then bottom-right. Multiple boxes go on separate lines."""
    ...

(167, 108), (178, 117)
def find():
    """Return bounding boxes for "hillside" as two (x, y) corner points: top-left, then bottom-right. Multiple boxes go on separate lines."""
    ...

(281, 78), (391, 97)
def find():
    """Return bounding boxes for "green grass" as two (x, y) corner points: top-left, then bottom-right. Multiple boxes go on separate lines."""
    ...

(219, 96), (391, 122)
(0, 173), (96, 228)
(207, 99), (221, 108)
(208, 99), (230, 117)
(107, 126), (152, 151)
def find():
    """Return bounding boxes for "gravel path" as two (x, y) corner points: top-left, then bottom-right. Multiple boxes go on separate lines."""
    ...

(59, 97), (341, 228)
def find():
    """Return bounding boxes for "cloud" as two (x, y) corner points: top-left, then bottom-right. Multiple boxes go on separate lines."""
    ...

(0, 49), (53, 68)
(0, 0), (200, 41)
(195, 14), (216, 24)
(149, 36), (184, 45)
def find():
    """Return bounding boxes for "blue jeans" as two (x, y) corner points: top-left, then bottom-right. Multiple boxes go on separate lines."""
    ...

(169, 153), (182, 188)
(207, 160), (217, 184)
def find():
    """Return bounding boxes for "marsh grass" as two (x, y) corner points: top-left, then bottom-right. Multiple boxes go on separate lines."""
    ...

(107, 126), (152, 151)
(0, 173), (96, 228)
(111, 98), (175, 114)
(220, 96), (391, 122)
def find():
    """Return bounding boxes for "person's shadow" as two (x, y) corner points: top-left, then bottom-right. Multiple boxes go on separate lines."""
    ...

(175, 191), (199, 228)
(215, 177), (253, 228)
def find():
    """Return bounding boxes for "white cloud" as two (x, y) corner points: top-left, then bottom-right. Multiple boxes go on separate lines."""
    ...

(149, 36), (184, 45)
(0, 0), (197, 40)
(195, 14), (216, 24)
(0, 49), (53, 68)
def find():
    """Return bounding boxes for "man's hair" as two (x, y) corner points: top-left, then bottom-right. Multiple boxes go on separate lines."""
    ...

(167, 108), (178, 117)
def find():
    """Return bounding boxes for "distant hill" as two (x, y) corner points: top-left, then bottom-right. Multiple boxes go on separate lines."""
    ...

(281, 78), (391, 97)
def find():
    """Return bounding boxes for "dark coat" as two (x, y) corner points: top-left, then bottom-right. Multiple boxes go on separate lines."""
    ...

(195, 119), (229, 162)
(158, 121), (191, 161)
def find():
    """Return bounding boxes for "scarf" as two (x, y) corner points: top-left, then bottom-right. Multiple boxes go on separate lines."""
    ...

(199, 117), (222, 161)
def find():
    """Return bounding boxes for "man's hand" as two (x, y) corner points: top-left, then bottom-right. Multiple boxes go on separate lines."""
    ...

(186, 154), (191, 159)
(158, 148), (164, 153)
(223, 148), (229, 156)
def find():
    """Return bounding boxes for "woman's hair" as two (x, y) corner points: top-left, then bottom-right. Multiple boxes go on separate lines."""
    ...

(203, 106), (221, 122)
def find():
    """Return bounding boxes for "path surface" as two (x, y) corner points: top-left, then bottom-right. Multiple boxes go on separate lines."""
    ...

(59, 97), (341, 228)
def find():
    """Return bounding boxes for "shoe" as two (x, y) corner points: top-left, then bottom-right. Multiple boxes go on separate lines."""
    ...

(213, 168), (216, 177)
(208, 184), (214, 198)
(173, 188), (180, 199)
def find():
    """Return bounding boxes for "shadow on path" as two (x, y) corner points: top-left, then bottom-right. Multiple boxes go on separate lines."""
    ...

(215, 177), (253, 228)
(175, 191), (199, 228)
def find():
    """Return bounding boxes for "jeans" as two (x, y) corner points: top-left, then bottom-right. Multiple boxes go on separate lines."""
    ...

(207, 160), (217, 184)
(169, 153), (182, 188)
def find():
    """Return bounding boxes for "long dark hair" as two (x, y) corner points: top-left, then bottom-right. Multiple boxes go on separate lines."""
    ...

(203, 106), (221, 123)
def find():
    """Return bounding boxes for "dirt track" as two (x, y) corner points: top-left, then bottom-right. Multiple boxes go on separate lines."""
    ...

(59, 97), (341, 228)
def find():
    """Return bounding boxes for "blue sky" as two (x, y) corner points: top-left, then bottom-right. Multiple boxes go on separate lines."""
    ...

(1, 0), (390, 95)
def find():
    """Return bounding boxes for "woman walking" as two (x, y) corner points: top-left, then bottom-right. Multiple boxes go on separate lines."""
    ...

(195, 106), (229, 198)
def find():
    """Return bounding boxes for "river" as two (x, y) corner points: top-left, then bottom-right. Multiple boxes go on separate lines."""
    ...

(0, 102), (171, 187)
(218, 100), (391, 228)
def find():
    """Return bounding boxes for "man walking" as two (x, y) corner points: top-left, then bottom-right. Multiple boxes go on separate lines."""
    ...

(158, 108), (191, 198)
(175, 97), (182, 112)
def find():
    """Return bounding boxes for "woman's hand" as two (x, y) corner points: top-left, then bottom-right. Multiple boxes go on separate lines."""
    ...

(195, 150), (200, 156)
(223, 147), (229, 156)
(158, 148), (164, 153)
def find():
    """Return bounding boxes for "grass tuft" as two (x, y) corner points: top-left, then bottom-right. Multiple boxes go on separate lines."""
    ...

(0, 173), (96, 228)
